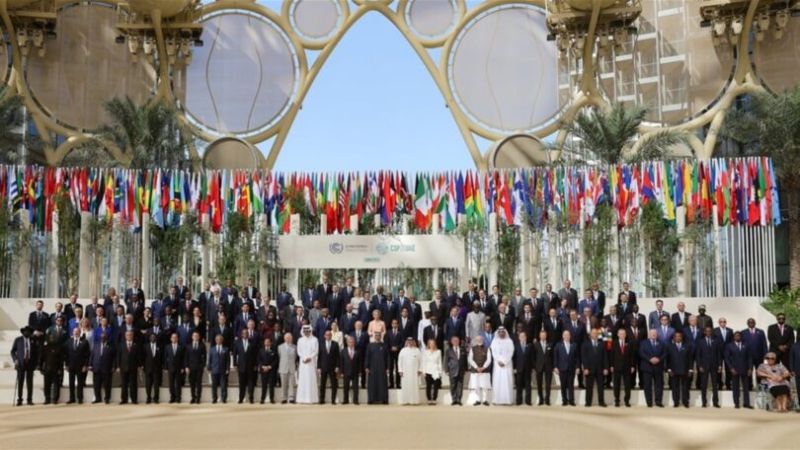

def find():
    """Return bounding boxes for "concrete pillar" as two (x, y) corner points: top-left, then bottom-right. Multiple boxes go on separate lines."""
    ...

(402, 215), (410, 234)
(713, 205), (724, 296)
(520, 227), (529, 291)
(77, 211), (92, 298)
(530, 231), (540, 289)
(259, 215), (269, 296)
(46, 211), (60, 298)
(15, 213), (31, 299)
(432, 218), (440, 291)
(350, 214), (358, 234)
(290, 213), (300, 235)
(320, 215), (327, 235)
(610, 220), (620, 296)
(109, 215), (121, 293)
(578, 219), (586, 290)
(141, 213), (151, 298)
(549, 226), (561, 288)
(200, 219), (210, 288)
(488, 212), (498, 291)
(675, 206), (689, 296)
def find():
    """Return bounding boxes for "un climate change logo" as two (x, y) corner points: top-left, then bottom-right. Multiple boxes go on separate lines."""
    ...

(375, 242), (389, 255)
(329, 242), (344, 254)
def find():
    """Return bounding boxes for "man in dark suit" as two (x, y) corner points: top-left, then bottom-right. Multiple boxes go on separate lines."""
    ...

(397, 308), (417, 343)
(89, 332), (114, 404)
(617, 282), (637, 306)
(533, 329), (554, 405)
(208, 334), (231, 403)
(639, 329), (665, 407)
(28, 300), (52, 341)
(316, 275), (333, 308)
(143, 332), (163, 404)
(423, 316), (445, 349)
(116, 330), (141, 404)
(234, 329), (258, 403)
(514, 331), (534, 406)
(276, 284), (294, 314)
(65, 328), (90, 404)
(258, 336), (279, 404)
(714, 317), (734, 390)
(64, 295), (83, 322)
(767, 313), (795, 367)
(10, 326), (39, 406)
(340, 335), (361, 405)
(542, 283), (559, 311)
(590, 282), (606, 316)
(339, 303), (358, 336)
(461, 280), (477, 308)
(84, 297), (102, 321)
(558, 280), (578, 311)
(386, 320), (404, 389)
(516, 303), (537, 341)
(542, 309), (561, 346)
(696, 327), (722, 408)
(581, 328), (608, 407)
(724, 331), (752, 409)
(328, 285), (344, 322)
(301, 283), (316, 310)
(670, 302), (691, 332)
(741, 318), (768, 386)
(318, 330), (340, 404)
(665, 331), (693, 408)
(211, 315), (234, 349)
(352, 321), (370, 388)
(164, 333), (185, 403)
(627, 321), (646, 388)
(609, 328), (634, 407)
(242, 277), (258, 301)
(428, 291), (448, 326)
(445, 336), (467, 405)
(494, 303), (516, 333)
(554, 330), (578, 406)
(184, 331), (206, 403)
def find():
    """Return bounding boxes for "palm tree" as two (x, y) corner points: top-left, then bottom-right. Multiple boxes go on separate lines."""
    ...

(0, 86), (23, 165)
(556, 102), (690, 165)
(722, 86), (800, 287)
(97, 96), (192, 169)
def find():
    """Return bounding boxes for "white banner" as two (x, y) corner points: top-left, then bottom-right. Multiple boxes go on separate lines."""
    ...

(277, 234), (465, 269)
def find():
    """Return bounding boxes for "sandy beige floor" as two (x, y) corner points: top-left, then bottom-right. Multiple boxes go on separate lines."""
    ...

(0, 404), (796, 449)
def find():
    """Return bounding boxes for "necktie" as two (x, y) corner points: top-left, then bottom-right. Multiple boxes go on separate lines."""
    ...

(127, 342), (131, 351)
(194, 343), (198, 350)
(565, 345), (569, 355)
(173, 344), (177, 354)
(152, 344), (156, 355)
(349, 349), (354, 359)
(244, 341), (248, 352)
(218, 345), (222, 354)
(100, 345), (103, 357)
(620, 343), (624, 354)
(75, 339), (79, 348)
(706, 338), (711, 346)
(738, 343), (741, 351)
(25, 339), (29, 360)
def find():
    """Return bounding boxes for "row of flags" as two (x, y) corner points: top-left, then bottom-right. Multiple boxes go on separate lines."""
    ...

(0, 157), (781, 234)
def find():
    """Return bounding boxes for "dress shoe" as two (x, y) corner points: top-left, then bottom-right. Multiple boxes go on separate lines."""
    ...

(537, 399), (544, 406)
(104, 400), (110, 405)
(673, 404), (680, 408)
(598, 403), (607, 407)
(483, 401), (490, 406)
(474, 401), (482, 406)
(569, 401), (576, 406)
(92, 400), (102, 404)
(146, 399), (152, 404)
(625, 402), (631, 407)
(744, 405), (753, 409)
(67, 400), (75, 405)
(212, 399), (218, 404)
(79, 400), (84, 404)
(153, 400), (158, 404)
(656, 403), (664, 408)
(289, 400), (296, 404)
(281, 400), (288, 404)
(169, 400), (175, 404)
(131, 401), (138, 405)
(614, 402), (620, 407)
(119, 401), (128, 405)
(15, 400), (22, 407)
(525, 402), (532, 406)
(714, 404), (720, 408)
(545, 399), (551, 406)
(342, 401), (349, 405)
(27, 400), (34, 406)
(238, 400), (244, 404)
(353, 401), (359, 405)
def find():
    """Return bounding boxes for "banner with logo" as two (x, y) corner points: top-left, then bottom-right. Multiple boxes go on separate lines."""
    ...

(277, 234), (465, 269)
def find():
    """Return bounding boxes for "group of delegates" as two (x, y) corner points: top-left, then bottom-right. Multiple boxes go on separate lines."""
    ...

(9, 276), (800, 412)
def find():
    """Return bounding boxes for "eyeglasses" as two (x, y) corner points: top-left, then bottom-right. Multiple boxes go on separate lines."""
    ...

(766, 357), (776, 360)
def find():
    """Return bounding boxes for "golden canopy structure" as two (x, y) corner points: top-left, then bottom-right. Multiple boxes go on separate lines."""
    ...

(0, 0), (798, 170)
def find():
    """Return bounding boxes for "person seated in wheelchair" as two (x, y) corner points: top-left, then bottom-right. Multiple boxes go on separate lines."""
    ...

(756, 352), (793, 413)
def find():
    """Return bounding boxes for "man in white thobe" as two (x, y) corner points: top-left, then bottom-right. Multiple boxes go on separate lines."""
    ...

(397, 338), (422, 405)
(296, 326), (319, 404)
(490, 327), (514, 405)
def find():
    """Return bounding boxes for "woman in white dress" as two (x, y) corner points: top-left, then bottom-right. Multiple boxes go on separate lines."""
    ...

(397, 338), (422, 405)
(350, 288), (365, 308)
(468, 335), (493, 406)
(422, 339), (443, 405)
(330, 321), (344, 349)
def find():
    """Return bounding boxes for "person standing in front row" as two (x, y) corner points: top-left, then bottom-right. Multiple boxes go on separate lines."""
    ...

(514, 331), (534, 406)
(258, 337), (279, 404)
(446, 336), (468, 406)
(639, 329), (665, 408)
(490, 327), (515, 405)
(116, 330), (140, 405)
(554, 330), (577, 406)
(366, 331), (389, 404)
(422, 339), (443, 405)
(296, 326), (319, 404)
(90, 332), (114, 404)
(11, 326), (39, 406)
(468, 335), (492, 406)
(184, 331), (206, 404)
(339, 335), (361, 405)
(278, 333), (298, 404)
(724, 331), (752, 409)
(207, 334), (230, 404)
(397, 337), (421, 405)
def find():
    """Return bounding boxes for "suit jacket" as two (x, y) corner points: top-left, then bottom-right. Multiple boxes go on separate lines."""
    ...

(609, 340), (634, 372)
(422, 324), (445, 349)
(695, 337), (722, 371)
(713, 327), (734, 348)
(554, 342), (578, 372)
(665, 342), (693, 375)
(339, 313), (358, 336)
(542, 317), (562, 344)
(65, 338), (91, 371)
(183, 342), (207, 371)
(328, 291), (344, 320)
(445, 346), (468, 377)
(580, 340), (608, 372)
(207, 345), (231, 375)
(277, 343), (298, 374)
(315, 283), (333, 307)
(385, 328), (404, 352)
(655, 325), (675, 344)
(210, 324), (235, 349)
(339, 346), (360, 376)
(533, 340), (554, 372)
(164, 343), (185, 372)
(90, 342), (115, 372)
(492, 312), (515, 333)
(64, 302), (84, 321)
(617, 290), (637, 306)
(318, 340), (340, 372)
(683, 326), (704, 348)
(724, 342), (751, 374)
(670, 312), (691, 332)
(648, 310), (669, 329)
(638, 339), (665, 372)
(11, 336), (40, 370)
(513, 341), (535, 373)
(116, 341), (141, 372)
(28, 310), (52, 333)
(789, 341), (800, 374)
(143, 342), (163, 373)
(767, 323), (796, 355)
(233, 338), (258, 372)
(242, 285), (259, 301)
(624, 312), (647, 331)
(558, 288), (578, 310)
(740, 327), (768, 363)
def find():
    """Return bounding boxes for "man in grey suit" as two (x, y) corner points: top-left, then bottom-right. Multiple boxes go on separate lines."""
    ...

(278, 332), (298, 404)
(446, 336), (468, 405)
(207, 334), (231, 403)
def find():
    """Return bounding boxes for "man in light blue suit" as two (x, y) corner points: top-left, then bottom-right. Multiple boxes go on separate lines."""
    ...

(655, 315), (675, 345)
(648, 299), (669, 329)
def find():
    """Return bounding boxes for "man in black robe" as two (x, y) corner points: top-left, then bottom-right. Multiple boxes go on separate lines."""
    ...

(365, 332), (389, 404)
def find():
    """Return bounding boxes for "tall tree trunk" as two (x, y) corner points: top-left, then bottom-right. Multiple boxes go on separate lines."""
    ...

(787, 190), (800, 288)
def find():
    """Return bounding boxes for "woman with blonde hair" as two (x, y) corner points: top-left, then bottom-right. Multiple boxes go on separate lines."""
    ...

(367, 309), (386, 337)
(422, 339), (443, 405)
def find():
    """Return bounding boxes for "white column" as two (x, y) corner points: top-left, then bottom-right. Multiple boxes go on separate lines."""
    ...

(289, 213), (300, 299)
(675, 206), (688, 296)
(259, 215), (269, 296)
(349, 214), (358, 234)
(320, 215), (328, 235)
(609, 221), (620, 297)
(549, 226), (561, 287)
(15, 213), (31, 299)
(712, 205), (724, 297)
(401, 215), (410, 234)
(200, 219), (211, 287)
(78, 211), (93, 299)
(458, 213), (469, 290)
(109, 215), (121, 292)
(488, 213), (498, 290)
(46, 211), (60, 298)
(432, 217), (440, 291)
(578, 219), (586, 290)
(141, 213), (151, 298)
(530, 231), (540, 289)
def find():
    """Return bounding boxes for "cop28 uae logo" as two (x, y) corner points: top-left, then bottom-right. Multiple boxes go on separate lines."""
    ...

(375, 242), (389, 255)
(329, 242), (344, 254)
